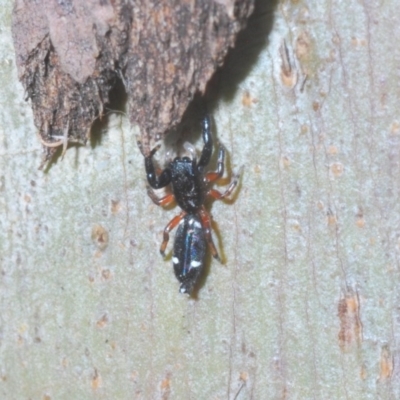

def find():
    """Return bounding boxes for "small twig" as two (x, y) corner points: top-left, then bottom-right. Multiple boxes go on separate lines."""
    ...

(36, 132), (64, 148)
(233, 381), (245, 400)
(36, 119), (82, 159)
(60, 119), (70, 159)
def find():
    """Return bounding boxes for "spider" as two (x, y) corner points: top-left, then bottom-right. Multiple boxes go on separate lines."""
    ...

(144, 115), (241, 294)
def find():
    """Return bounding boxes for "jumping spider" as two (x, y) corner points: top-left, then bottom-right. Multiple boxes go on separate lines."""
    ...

(144, 115), (241, 294)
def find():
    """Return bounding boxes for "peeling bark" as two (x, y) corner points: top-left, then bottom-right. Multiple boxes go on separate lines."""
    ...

(12, 0), (254, 166)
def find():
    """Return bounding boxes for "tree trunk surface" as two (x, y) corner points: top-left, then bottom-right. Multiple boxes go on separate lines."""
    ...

(1, 0), (399, 399)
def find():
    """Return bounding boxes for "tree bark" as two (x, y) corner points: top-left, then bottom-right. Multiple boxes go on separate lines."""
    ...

(1, 0), (399, 398)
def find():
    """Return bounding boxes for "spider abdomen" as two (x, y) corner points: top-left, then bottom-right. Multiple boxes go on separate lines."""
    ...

(173, 214), (206, 294)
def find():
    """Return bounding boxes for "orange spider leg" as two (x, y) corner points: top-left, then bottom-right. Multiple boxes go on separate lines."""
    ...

(147, 187), (175, 207)
(160, 212), (186, 257)
(199, 207), (221, 262)
(207, 166), (243, 200)
(205, 172), (220, 183)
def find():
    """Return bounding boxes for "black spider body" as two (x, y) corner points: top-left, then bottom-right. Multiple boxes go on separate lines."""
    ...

(169, 157), (206, 213)
(144, 115), (240, 294)
(173, 214), (206, 294)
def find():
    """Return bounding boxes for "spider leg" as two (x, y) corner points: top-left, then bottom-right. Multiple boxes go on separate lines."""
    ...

(207, 166), (243, 200)
(198, 115), (213, 169)
(199, 207), (221, 262)
(145, 145), (172, 189)
(147, 187), (175, 207)
(160, 211), (186, 257)
(205, 143), (225, 183)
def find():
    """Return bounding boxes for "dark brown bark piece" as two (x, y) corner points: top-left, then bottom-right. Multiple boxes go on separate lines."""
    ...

(12, 0), (254, 166)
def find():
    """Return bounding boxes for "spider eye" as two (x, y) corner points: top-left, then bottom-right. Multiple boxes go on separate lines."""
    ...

(182, 157), (191, 162)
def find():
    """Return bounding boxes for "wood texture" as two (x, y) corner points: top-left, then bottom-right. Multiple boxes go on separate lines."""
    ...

(1, 0), (400, 398)
(12, 0), (254, 165)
